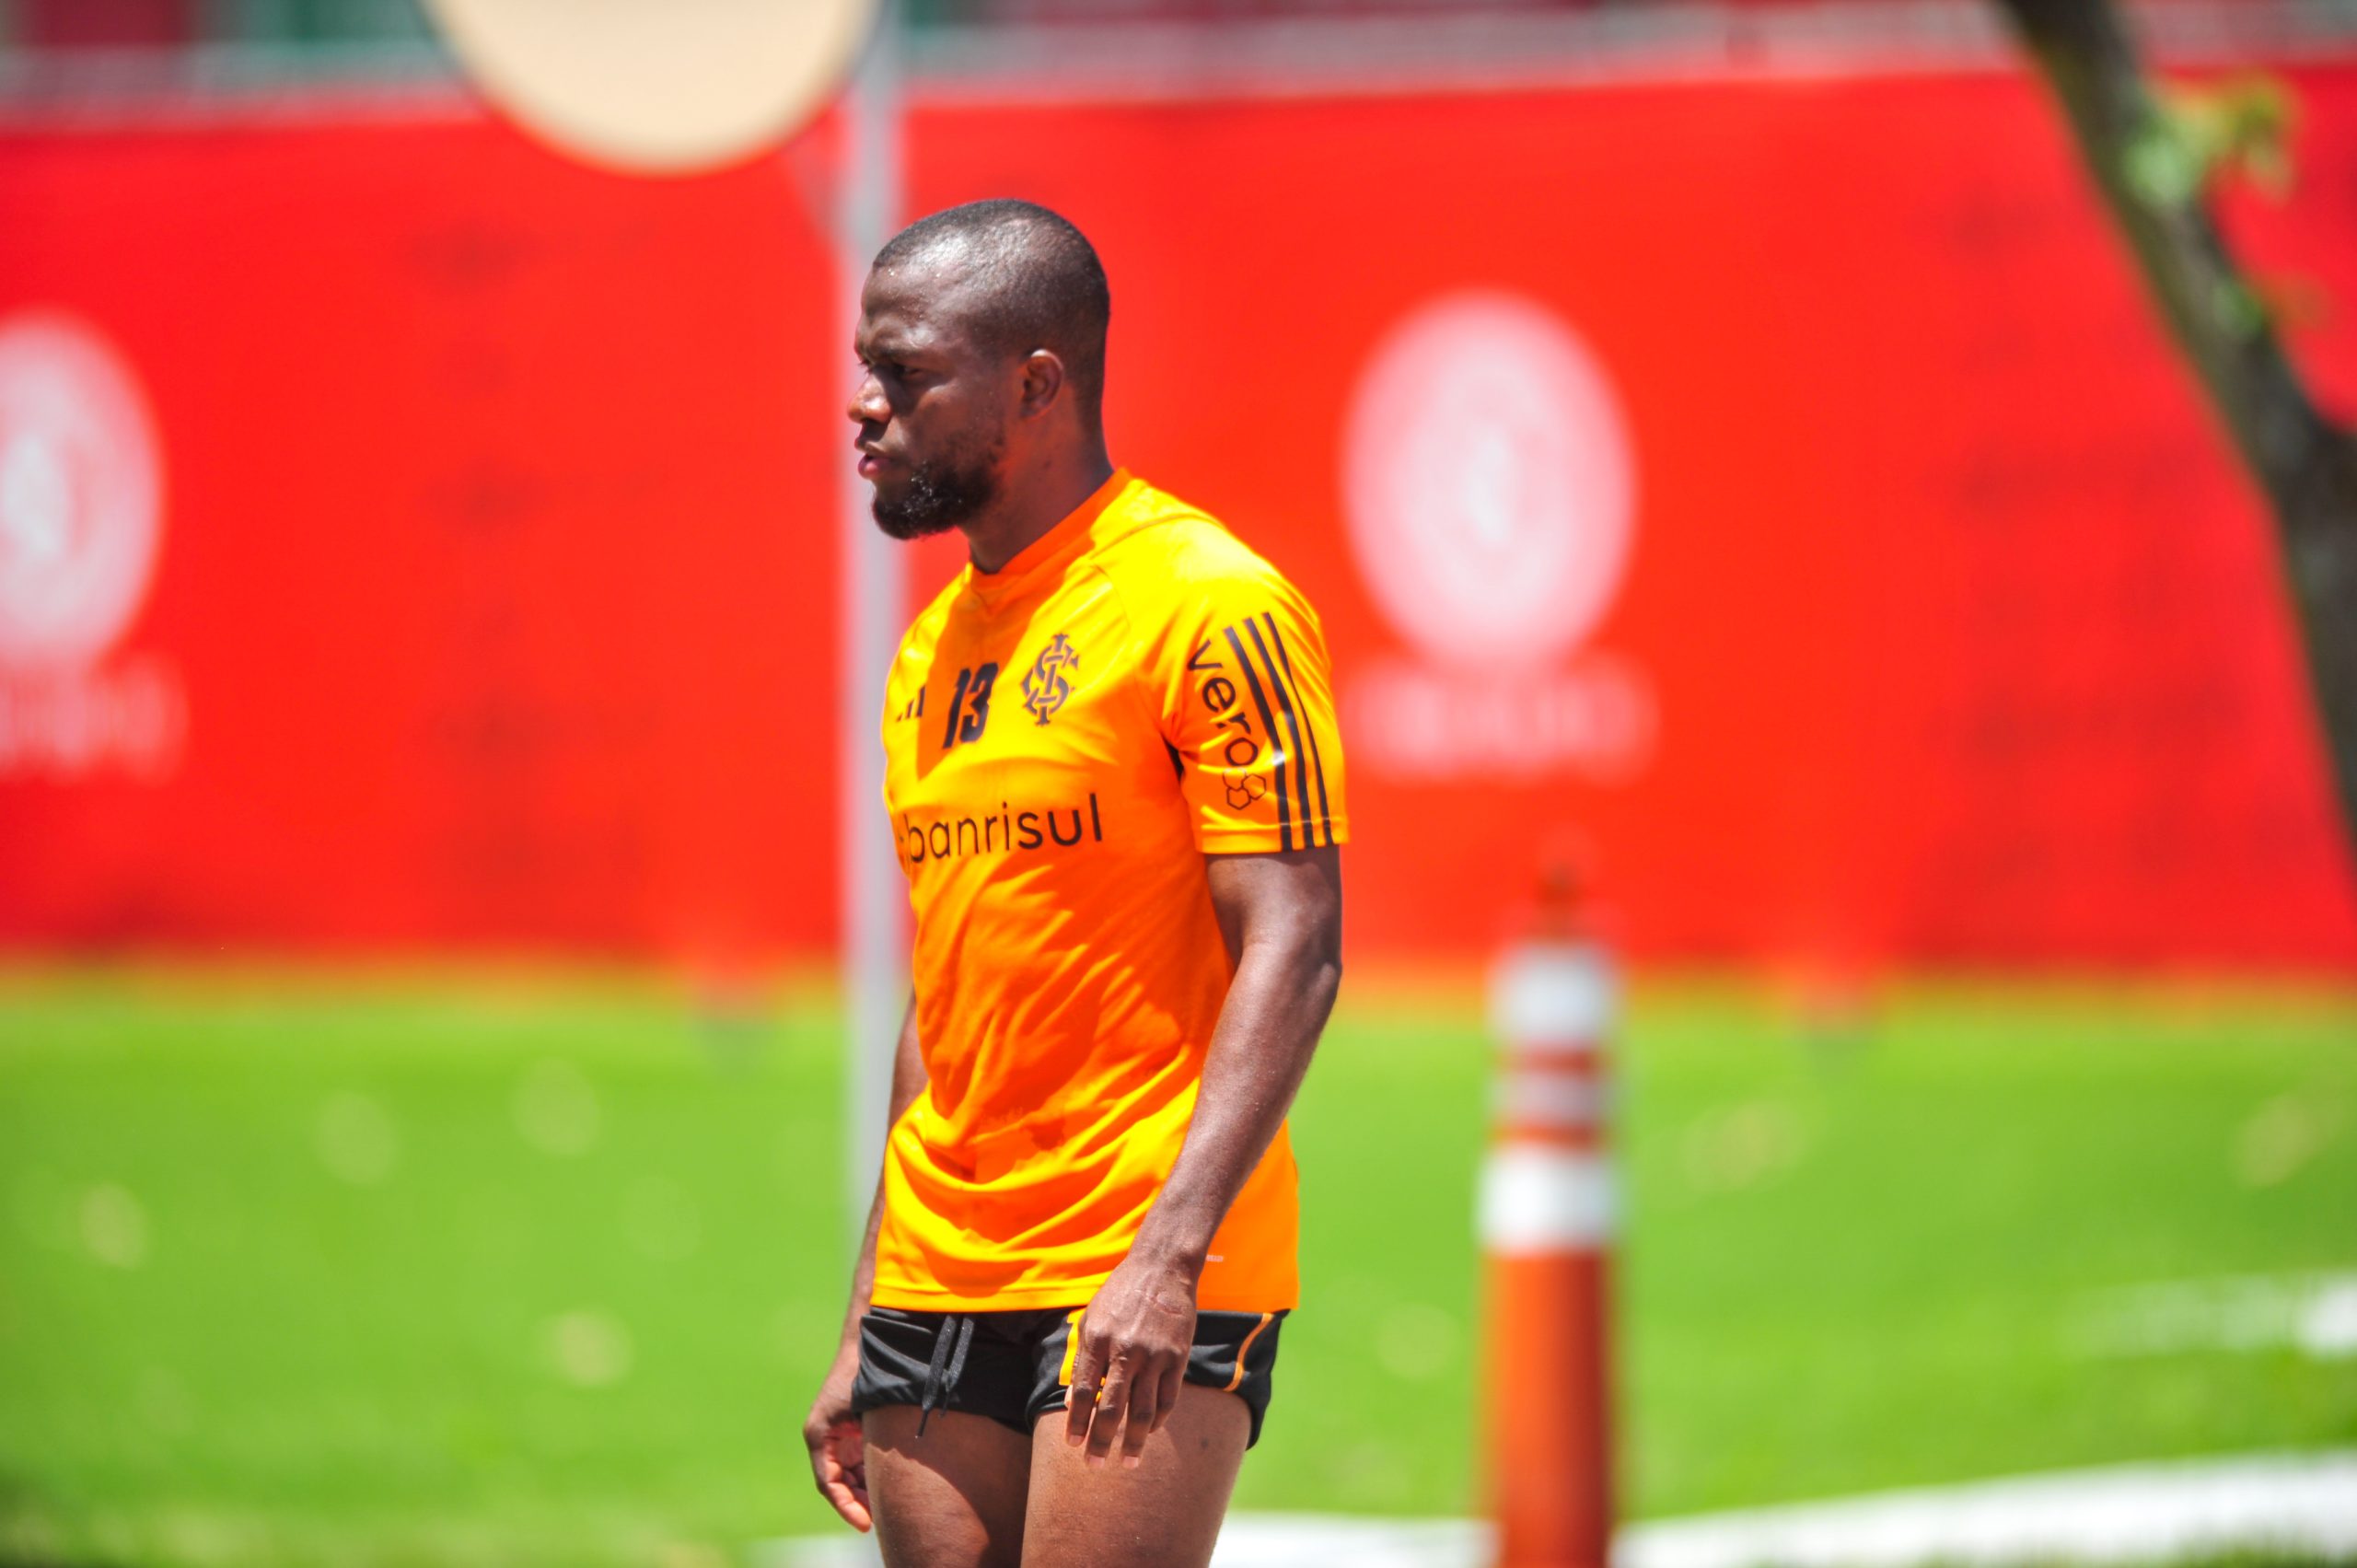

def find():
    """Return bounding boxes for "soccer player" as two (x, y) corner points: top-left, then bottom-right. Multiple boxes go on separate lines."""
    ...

(801, 199), (1348, 1568)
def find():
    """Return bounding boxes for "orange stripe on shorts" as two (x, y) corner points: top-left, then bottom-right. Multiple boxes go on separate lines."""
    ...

(1058, 1308), (1085, 1387)
(1225, 1312), (1274, 1392)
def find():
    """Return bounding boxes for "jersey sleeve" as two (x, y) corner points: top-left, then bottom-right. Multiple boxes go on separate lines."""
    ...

(1150, 566), (1349, 854)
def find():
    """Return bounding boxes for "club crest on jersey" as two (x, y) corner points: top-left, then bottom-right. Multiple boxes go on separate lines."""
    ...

(1021, 633), (1080, 726)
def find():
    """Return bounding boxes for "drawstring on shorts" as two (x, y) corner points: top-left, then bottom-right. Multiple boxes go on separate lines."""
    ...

(914, 1313), (975, 1438)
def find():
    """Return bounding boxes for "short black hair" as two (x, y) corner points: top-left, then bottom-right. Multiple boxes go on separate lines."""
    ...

(873, 199), (1111, 420)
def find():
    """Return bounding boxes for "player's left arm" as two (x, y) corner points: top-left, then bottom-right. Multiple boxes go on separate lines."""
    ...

(1063, 842), (1342, 1468)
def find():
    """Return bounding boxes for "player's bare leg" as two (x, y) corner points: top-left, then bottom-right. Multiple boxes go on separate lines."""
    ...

(1018, 1385), (1249, 1568)
(863, 1406), (1034, 1568)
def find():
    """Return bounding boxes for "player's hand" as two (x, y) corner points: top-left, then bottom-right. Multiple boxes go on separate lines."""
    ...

(1064, 1252), (1198, 1469)
(803, 1340), (872, 1531)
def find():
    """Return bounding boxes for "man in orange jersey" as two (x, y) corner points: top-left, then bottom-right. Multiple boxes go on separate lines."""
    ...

(801, 199), (1347, 1568)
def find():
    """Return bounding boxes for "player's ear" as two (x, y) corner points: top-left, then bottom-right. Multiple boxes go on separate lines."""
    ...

(1017, 349), (1065, 420)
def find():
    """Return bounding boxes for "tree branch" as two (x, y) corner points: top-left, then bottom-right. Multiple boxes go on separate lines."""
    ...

(1996, 0), (2357, 858)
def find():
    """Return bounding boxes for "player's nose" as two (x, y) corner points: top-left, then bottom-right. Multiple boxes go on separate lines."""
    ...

(847, 373), (887, 426)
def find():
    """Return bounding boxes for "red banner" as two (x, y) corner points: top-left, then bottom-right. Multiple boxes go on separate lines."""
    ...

(4, 62), (2354, 968)
(0, 118), (845, 956)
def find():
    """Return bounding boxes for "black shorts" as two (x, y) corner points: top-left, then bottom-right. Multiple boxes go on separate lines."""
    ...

(849, 1304), (1287, 1447)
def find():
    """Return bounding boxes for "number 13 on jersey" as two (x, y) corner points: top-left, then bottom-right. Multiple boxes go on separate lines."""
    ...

(941, 662), (999, 751)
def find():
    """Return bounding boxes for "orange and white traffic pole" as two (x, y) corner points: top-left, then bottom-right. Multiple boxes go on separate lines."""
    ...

(1480, 860), (1618, 1568)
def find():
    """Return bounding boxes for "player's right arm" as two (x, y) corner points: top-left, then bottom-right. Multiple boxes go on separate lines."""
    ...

(802, 993), (927, 1533)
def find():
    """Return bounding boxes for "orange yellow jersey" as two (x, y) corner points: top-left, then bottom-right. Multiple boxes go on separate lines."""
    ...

(871, 470), (1349, 1313)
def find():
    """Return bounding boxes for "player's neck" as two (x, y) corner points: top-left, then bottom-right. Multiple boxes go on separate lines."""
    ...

(962, 445), (1117, 575)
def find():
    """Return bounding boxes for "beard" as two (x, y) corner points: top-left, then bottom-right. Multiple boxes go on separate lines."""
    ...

(871, 440), (1004, 540)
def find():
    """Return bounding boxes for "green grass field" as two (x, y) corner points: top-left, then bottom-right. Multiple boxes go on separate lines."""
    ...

(1, 966), (2352, 1567)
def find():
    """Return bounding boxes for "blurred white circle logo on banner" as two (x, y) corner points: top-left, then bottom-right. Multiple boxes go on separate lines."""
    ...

(0, 313), (163, 675)
(424, 0), (878, 176)
(1343, 292), (1635, 673)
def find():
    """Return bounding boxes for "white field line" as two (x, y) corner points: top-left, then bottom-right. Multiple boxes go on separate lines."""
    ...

(1615, 1450), (2357, 1568)
(758, 1449), (2357, 1568)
